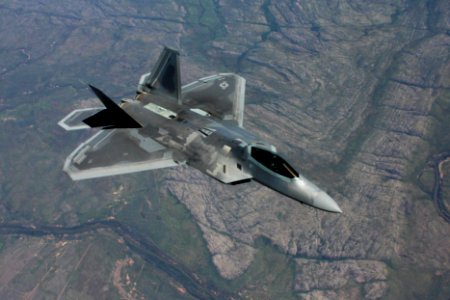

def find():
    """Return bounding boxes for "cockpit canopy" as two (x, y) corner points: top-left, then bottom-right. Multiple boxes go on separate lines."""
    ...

(250, 147), (299, 178)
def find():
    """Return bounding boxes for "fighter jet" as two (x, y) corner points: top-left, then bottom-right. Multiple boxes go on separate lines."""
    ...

(59, 47), (342, 213)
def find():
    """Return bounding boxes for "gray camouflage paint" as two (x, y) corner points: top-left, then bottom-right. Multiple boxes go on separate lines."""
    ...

(59, 48), (341, 213)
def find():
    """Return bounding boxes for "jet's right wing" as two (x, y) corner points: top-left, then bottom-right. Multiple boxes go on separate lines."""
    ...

(63, 129), (181, 180)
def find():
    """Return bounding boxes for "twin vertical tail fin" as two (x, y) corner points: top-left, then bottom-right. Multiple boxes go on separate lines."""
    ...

(82, 47), (181, 129)
(137, 47), (181, 103)
(82, 85), (142, 129)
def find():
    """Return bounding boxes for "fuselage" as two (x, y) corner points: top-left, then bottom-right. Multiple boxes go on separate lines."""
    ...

(60, 47), (341, 213)
(120, 91), (342, 213)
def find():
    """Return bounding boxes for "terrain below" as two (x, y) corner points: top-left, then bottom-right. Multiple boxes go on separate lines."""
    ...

(0, 0), (449, 299)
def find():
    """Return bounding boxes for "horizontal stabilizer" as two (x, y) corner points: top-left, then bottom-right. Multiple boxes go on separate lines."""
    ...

(58, 107), (104, 131)
(83, 85), (142, 129)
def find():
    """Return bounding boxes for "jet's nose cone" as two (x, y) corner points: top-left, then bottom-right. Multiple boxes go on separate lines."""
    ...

(314, 192), (342, 213)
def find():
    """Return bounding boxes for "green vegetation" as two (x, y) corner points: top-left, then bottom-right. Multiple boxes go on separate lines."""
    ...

(224, 238), (295, 299)
(182, 0), (221, 30)
(0, 1), (448, 298)
(179, 0), (225, 56)
(416, 166), (435, 196)
(198, 0), (220, 30)
(57, 236), (126, 300)
(116, 173), (216, 279)
(429, 90), (450, 151)
(115, 173), (297, 297)
(410, 90), (450, 189)
(386, 262), (450, 300)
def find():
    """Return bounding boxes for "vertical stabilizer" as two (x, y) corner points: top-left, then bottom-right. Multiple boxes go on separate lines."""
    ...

(138, 47), (181, 104)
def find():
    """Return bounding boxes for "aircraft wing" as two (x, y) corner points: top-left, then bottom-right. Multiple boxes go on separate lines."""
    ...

(63, 129), (179, 180)
(182, 73), (246, 127)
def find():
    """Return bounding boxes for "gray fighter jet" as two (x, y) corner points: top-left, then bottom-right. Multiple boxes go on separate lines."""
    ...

(59, 47), (342, 213)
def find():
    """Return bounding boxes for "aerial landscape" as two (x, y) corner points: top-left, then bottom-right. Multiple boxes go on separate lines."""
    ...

(0, 0), (449, 299)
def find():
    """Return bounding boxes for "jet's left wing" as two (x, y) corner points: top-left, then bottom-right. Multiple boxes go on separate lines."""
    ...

(182, 73), (246, 127)
(63, 129), (180, 180)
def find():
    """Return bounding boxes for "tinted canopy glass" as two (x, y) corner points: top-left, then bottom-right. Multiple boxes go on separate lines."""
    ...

(251, 147), (299, 178)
